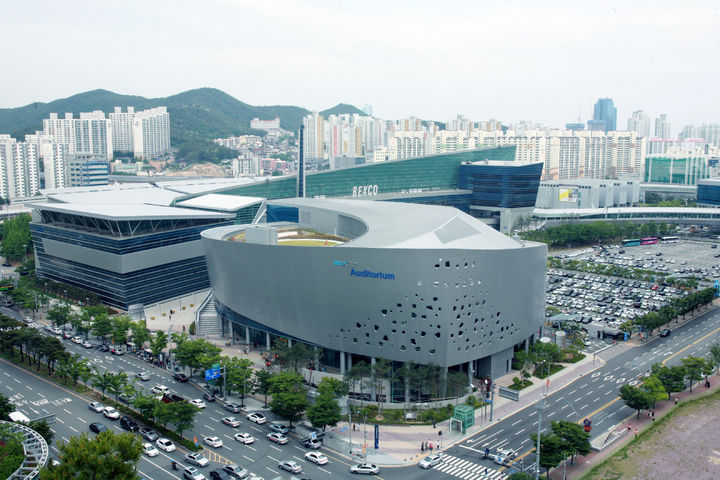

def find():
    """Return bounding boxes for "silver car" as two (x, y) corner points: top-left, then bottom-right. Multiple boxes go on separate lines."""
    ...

(419, 453), (443, 469)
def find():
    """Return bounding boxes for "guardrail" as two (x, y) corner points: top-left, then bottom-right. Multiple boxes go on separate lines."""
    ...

(1, 419), (50, 479)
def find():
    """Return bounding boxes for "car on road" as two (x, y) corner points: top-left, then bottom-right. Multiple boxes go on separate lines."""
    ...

(150, 385), (170, 395)
(140, 427), (159, 442)
(49, 326), (61, 335)
(183, 466), (206, 480)
(299, 437), (322, 449)
(135, 371), (150, 381)
(173, 372), (189, 382)
(97, 344), (110, 352)
(88, 401), (104, 413)
(81, 340), (93, 348)
(222, 417), (241, 427)
(156, 438), (176, 452)
(110, 347), (124, 355)
(89, 422), (107, 434)
(203, 392), (216, 402)
(266, 433), (288, 445)
(61, 331), (72, 339)
(278, 460), (302, 474)
(660, 328), (672, 337)
(233, 432), (254, 444)
(102, 406), (120, 420)
(583, 339), (592, 347)
(71, 335), (83, 344)
(350, 463), (380, 475)
(494, 448), (517, 465)
(190, 399), (206, 409)
(224, 403), (242, 413)
(246, 413), (266, 424)
(118, 393), (135, 404)
(185, 452), (210, 467)
(304, 451), (328, 465)
(419, 453), (443, 469)
(204, 436), (223, 448)
(142, 442), (159, 457)
(120, 416), (139, 431)
(268, 423), (289, 434)
(209, 471), (233, 480)
(221, 464), (249, 479)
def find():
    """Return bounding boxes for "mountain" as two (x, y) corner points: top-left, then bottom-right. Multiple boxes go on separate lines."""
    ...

(0, 88), (365, 147)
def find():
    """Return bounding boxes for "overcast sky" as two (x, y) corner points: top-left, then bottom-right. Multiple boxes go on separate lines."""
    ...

(2, 0), (719, 130)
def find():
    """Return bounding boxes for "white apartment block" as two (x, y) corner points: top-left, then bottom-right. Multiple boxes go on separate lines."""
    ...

(654, 114), (671, 139)
(0, 136), (40, 200)
(42, 111), (112, 160)
(232, 156), (258, 177)
(132, 107), (170, 160)
(627, 110), (651, 137)
(389, 131), (427, 160)
(303, 113), (325, 160)
(250, 117), (281, 131)
(109, 107), (136, 153)
(40, 141), (70, 190)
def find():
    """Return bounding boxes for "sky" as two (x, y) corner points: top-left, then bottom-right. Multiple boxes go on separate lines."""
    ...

(2, 0), (719, 130)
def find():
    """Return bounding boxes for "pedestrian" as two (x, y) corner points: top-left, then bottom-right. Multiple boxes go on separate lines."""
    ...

(627, 423), (631, 431)
(421, 442), (425, 452)
(674, 397), (679, 405)
(651, 410), (655, 418)
(634, 428), (638, 438)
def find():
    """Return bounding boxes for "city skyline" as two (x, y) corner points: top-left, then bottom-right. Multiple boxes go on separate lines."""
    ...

(1, 1), (718, 128)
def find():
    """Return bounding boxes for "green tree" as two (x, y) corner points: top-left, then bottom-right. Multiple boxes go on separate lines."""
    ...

(708, 343), (720, 373)
(169, 401), (200, 437)
(150, 330), (168, 357)
(650, 363), (686, 399)
(640, 376), (667, 407)
(39, 430), (142, 480)
(47, 304), (72, 330)
(251, 369), (274, 407)
(111, 315), (132, 345)
(306, 380), (342, 431)
(0, 392), (15, 420)
(153, 402), (176, 429)
(0, 214), (31, 261)
(371, 358), (391, 409)
(91, 314), (113, 343)
(529, 432), (567, 477)
(550, 420), (591, 464)
(91, 368), (115, 399)
(27, 419), (55, 446)
(107, 372), (129, 402)
(681, 356), (713, 392)
(447, 370), (469, 404)
(344, 361), (371, 404)
(268, 371), (308, 427)
(619, 384), (654, 419)
(222, 356), (253, 402)
(129, 321), (151, 349)
(132, 393), (161, 423)
(284, 342), (314, 374)
(174, 338), (222, 374)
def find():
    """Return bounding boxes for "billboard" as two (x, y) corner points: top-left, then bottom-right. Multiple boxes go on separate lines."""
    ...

(558, 188), (578, 203)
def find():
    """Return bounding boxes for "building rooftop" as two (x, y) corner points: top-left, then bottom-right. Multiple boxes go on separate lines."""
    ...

(30, 202), (233, 221)
(176, 194), (264, 212)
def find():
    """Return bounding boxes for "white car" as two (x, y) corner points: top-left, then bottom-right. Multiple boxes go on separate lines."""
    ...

(494, 448), (517, 465)
(142, 442), (159, 457)
(71, 335), (83, 344)
(156, 438), (176, 452)
(135, 371), (150, 381)
(246, 413), (267, 424)
(304, 451), (328, 465)
(419, 453), (443, 469)
(183, 466), (206, 480)
(204, 436), (223, 448)
(222, 417), (241, 427)
(81, 340), (93, 348)
(234, 432), (254, 444)
(88, 401), (104, 413)
(278, 460), (302, 474)
(190, 399), (206, 409)
(102, 406), (120, 420)
(150, 385), (170, 395)
(350, 463), (380, 475)
(184, 452), (209, 467)
(266, 433), (288, 444)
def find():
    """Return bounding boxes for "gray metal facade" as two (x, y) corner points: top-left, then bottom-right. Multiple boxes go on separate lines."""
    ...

(202, 199), (547, 378)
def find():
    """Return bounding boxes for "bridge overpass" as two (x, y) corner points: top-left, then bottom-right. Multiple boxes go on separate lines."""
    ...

(533, 206), (720, 227)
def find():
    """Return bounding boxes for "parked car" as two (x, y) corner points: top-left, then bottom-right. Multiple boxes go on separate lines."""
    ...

(135, 371), (150, 381)
(204, 436), (223, 448)
(185, 452), (210, 467)
(278, 460), (302, 474)
(173, 373), (189, 382)
(183, 466), (206, 480)
(209, 470), (233, 480)
(246, 413), (266, 424)
(102, 406), (120, 420)
(419, 453), (443, 469)
(142, 442), (159, 457)
(71, 335), (83, 344)
(266, 433), (288, 445)
(221, 464), (249, 479)
(97, 344), (110, 352)
(222, 417), (241, 428)
(300, 437), (322, 449)
(268, 423), (289, 434)
(61, 331), (73, 339)
(233, 432), (254, 444)
(190, 399), (206, 409)
(304, 451), (328, 465)
(203, 392), (216, 402)
(350, 463), (380, 475)
(88, 401), (104, 413)
(120, 416), (138, 431)
(118, 392), (134, 404)
(89, 422), (107, 434)
(156, 438), (176, 452)
(660, 329), (672, 337)
(110, 347), (124, 355)
(140, 427), (159, 442)
(224, 403), (242, 413)
(150, 385), (170, 396)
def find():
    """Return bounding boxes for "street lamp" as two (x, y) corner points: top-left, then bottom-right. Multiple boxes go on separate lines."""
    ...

(534, 395), (547, 480)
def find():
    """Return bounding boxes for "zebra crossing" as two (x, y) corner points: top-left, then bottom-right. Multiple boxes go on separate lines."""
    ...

(433, 454), (507, 480)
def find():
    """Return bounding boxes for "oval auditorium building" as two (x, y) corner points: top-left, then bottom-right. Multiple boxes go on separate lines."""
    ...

(202, 198), (547, 398)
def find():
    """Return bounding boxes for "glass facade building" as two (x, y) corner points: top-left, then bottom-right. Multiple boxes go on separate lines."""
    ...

(458, 162), (543, 208)
(644, 156), (710, 185)
(697, 179), (720, 207)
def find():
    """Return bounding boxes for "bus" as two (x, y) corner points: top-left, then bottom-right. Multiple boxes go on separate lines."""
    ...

(8, 411), (31, 423)
(622, 238), (641, 247)
(641, 237), (659, 245)
(661, 236), (679, 243)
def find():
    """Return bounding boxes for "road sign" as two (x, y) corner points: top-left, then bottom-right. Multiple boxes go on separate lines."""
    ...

(212, 363), (220, 369)
(205, 368), (221, 381)
(310, 432), (317, 440)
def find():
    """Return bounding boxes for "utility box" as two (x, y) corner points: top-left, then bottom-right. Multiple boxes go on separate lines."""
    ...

(452, 404), (474, 434)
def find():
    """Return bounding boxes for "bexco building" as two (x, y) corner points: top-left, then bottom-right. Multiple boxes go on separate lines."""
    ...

(202, 198), (547, 399)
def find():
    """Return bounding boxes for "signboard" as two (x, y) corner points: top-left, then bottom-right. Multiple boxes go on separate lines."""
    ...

(374, 424), (379, 450)
(497, 386), (520, 402)
(558, 188), (578, 203)
(0, 285), (14, 291)
(205, 368), (221, 381)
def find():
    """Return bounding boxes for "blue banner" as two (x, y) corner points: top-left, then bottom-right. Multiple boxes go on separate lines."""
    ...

(374, 424), (379, 449)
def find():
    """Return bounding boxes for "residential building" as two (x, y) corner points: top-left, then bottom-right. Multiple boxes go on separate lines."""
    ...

(132, 107), (170, 160)
(654, 114), (671, 139)
(68, 154), (109, 187)
(627, 110), (651, 137)
(0, 136), (40, 199)
(109, 107), (136, 153)
(250, 118), (281, 131)
(40, 141), (70, 189)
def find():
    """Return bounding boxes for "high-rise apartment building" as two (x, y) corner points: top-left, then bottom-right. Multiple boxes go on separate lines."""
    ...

(132, 107), (170, 160)
(389, 131), (427, 160)
(654, 114), (671, 139)
(590, 98), (617, 132)
(40, 141), (70, 190)
(109, 107), (136, 153)
(0, 135), (40, 199)
(68, 154), (109, 187)
(627, 110), (651, 137)
(42, 111), (113, 160)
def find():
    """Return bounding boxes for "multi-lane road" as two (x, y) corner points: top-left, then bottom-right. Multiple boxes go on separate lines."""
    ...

(3, 302), (720, 480)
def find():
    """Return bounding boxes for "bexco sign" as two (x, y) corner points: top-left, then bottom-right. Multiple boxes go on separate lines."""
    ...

(352, 184), (378, 197)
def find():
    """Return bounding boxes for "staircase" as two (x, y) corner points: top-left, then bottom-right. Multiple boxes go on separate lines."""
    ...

(195, 291), (221, 337)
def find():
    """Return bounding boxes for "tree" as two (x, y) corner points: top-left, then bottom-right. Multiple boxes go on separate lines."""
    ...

(129, 321), (151, 349)
(447, 370), (469, 404)
(284, 342), (314, 374)
(39, 430), (142, 480)
(222, 356), (253, 402)
(306, 380), (342, 431)
(111, 315), (132, 345)
(251, 369), (274, 407)
(107, 372), (129, 402)
(550, 420), (591, 464)
(651, 363), (686, 399)
(514, 349), (536, 380)
(344, 361), (371, 405)
(0, 392), (15, 420)
(47, 304), (72, 330)
(268, 371), (308, 427)
(169, 402), (200, 437)
(150, 330), (168, 357)
(708, 343), (720, 373)
(28, 419), (55, 446)
(529, 432), (566, 477)
(174, 338), (222, 374)
(681, 356), (713, 392)
(640, 376), (667, 407)
(371, 358), (391, 408)
(91, 314), (113, 343)
(153, 402), (176, 429)
(91, 368), (115, 399)
(619, 384), (654, 419)
(132, 393), (161, 423)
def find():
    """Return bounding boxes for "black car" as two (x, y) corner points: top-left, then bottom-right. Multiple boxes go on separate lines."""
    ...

(89, 422), (108, 433)
(173, 373), (189, 382)
(203, 392), (216, 402)
(659, 329), (671, 337)
(140, 427), (159, 442)
(120, 416), (139, 431)
(97, 344), (110, 352)
(209, 470), (233, 480)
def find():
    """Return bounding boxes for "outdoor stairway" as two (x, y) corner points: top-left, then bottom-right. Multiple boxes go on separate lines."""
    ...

(195, 292), (221, 337)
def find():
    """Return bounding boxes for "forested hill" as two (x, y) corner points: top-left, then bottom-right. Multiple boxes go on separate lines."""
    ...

(0, 88), (366, 162)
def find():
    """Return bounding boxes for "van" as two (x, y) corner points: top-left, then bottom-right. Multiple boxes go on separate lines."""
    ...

(9, 411), (31, 423)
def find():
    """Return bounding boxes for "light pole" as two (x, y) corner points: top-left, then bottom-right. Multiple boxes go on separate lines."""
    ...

(534, 395), (546, 480)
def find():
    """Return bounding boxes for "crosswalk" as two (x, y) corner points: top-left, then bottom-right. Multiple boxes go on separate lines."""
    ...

(432, 454), (507, 480)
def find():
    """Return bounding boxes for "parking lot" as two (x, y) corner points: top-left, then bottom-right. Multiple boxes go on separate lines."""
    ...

(545, 239), (716, 350)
